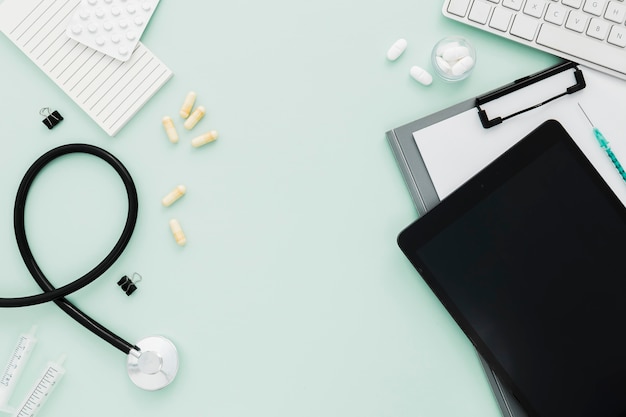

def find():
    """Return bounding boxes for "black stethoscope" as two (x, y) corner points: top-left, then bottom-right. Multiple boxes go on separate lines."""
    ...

(3, 144), (179, 391)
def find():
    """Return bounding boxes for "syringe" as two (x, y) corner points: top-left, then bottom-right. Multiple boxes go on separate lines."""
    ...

(0, 327), (38, 413)
(11, 356), (65, 417)
(578, 103), (626, 183)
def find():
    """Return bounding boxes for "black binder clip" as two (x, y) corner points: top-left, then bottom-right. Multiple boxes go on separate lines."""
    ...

(117, 273), (142, 296)
(40, 107), (64, 129)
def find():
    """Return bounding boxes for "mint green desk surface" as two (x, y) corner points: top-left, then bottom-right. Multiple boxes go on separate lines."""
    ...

(0, 1), (559, 416)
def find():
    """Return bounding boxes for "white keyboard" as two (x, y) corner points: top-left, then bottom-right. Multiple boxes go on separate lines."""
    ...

(443, 0), (626, 80)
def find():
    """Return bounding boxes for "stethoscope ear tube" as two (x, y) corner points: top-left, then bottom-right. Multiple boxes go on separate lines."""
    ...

(8, 143), (139, 354)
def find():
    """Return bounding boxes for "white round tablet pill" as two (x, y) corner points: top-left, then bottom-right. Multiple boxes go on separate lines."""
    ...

(386, 38), (407, 61)
(410, 66), (433, 86)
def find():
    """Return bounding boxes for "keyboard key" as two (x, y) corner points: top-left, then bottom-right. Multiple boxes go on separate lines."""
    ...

(523, 0), (546, 18)
(562, 0), (583, 8)
(565, 10), (589, 32)
(586, 17), (610, 39)
(490, 7), (513, 30)
(503, 0), (523, 11)
(511, 13), (539, 40)
(537, 23), (626, 74)
(605, 1), (626, 23)
(583, 0), (607, 16)
(448, 0), (471, 16)
(469, 1), (493, 24)
(608, 25), (626, 47)
(545, 3), (567, 25)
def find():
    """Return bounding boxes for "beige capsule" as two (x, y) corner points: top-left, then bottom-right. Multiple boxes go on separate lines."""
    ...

(162, 116), (179, 143)
(179, 91), (197, 119)
(169, 218), (187, 246)
(183, 106), (206, 130)
(191, 130), (218, 148)
(162, 185), (186, 207)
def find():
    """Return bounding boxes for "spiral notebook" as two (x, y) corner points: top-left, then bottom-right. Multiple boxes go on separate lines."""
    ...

(0, 0), (172, 136)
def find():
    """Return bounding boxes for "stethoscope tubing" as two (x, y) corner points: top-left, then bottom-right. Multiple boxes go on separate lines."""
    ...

(6, 143), (139, 354)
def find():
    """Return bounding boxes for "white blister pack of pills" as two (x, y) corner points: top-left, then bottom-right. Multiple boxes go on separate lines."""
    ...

(66, 0), (160, 62)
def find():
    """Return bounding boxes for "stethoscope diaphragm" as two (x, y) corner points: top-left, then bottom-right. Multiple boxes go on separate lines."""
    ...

(127, 336), (179, 391)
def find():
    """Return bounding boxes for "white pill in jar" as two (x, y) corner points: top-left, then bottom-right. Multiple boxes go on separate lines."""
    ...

(410, 66), (433, 86)
(386, 38), (407, 61)
(451, 56), (475, 76)
(442, 46), (470, 63)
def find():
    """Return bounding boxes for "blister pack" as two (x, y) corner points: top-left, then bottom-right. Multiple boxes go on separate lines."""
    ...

(66, 0), (160, 61)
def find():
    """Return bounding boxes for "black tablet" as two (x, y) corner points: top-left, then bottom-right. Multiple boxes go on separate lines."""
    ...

(398, 120), (626, 417)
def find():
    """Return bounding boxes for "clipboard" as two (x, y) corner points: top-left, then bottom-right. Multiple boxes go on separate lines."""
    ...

(387, 61), (589, 216)
(386, 61), (626, 417)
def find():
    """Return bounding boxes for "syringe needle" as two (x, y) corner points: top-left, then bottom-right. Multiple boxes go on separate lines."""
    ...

(578, 103), (626, 182)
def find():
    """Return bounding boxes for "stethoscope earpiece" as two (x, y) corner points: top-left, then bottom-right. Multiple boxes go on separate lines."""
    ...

(127, 336), (179, 391)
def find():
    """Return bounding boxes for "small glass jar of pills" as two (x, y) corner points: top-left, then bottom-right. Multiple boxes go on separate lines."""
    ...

(431, 36), (477, 82)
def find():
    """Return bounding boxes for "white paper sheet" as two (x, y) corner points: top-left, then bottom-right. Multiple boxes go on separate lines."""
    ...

(413, 67), (626, 206)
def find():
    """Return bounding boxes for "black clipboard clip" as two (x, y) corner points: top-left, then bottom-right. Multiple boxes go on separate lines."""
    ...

(475, 61), (586, 129)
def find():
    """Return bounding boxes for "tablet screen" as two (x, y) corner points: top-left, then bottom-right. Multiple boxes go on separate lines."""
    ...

(398, 120), (626, 417)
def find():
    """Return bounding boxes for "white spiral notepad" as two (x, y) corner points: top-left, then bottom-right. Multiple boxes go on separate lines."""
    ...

(0, 0), (172, 136)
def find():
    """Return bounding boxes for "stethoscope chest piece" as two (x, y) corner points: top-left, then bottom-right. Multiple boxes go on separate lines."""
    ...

(127, 336), (179, 391)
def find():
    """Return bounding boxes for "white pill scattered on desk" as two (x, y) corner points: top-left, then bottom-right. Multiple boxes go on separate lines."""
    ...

(386, 38), (407, 61)
(162, 116), (179, 143)
(162, 185), (186, 207)
(451, 55), (475, 76)
(410, 66), (433, 86)
(169, 219), (187, 246)
(179, 91), (197, 119)
(191, 130), (219, 148)
(184, 106), (206, 130)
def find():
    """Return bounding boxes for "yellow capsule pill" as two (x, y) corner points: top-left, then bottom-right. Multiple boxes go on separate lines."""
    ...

(162, 116), (178, 143)
(162, 185), (186, 207)
(169, 218), (186, 246)
(183, 105), (205, 130)
(179, 91), (197, 119)
(191, 130), (218, 148)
